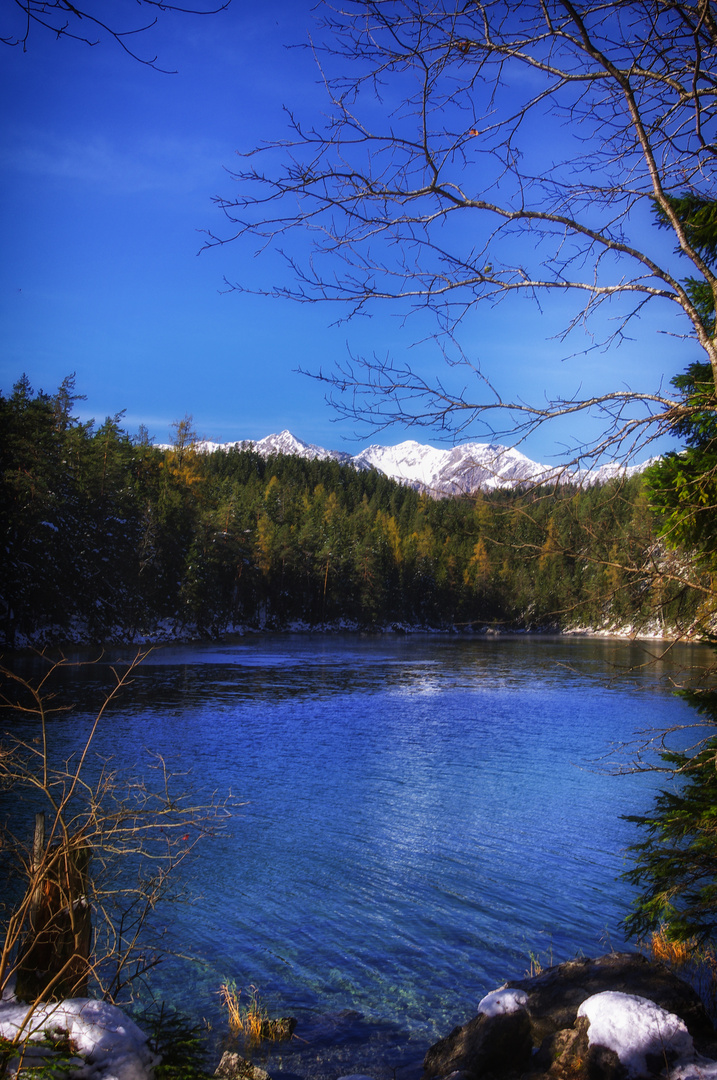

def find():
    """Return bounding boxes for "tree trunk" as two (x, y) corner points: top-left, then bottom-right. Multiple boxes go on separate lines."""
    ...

(16, 828), (92, 1002)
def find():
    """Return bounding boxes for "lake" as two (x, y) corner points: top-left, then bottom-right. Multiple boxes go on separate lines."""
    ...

(5, 634), (714, 1079)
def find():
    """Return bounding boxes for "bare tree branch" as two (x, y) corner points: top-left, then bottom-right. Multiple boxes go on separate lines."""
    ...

(0, 650), (233, 1031)
(3, 0), (231, 72)
(205, 0), (717, 456)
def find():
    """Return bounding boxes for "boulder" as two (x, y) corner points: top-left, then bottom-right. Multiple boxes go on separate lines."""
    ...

(423, 1008), (532, 1079)
(577, 991), (694, 1077)
(423, 953), (717, 1080)
(507, 952), (714, 1045)
(215, 1051), (272, 1080)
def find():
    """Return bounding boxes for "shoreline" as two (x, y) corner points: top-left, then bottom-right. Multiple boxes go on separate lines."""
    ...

(2, 617), (706, 656)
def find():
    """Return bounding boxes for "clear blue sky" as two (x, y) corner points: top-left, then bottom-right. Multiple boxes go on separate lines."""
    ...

(0, 1), (699, 461)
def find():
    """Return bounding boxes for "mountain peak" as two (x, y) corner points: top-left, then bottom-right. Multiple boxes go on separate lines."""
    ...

(201, 431), (650, 496)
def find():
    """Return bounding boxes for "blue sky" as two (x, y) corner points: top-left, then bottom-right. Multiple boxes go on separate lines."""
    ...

(0, 1), (700, 461)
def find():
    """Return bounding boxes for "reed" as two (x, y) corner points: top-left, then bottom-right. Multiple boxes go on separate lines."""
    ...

(525, 944), (553, 978)
(218, 984), (290, 1047)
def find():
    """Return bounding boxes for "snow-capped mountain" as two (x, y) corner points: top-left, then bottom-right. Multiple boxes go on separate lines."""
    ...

(574, 460), (652, 487)
(353, 440), (558, 494)
(194, 430), (352, 464)
(253, 430), (353, 465)
(193, 430), (651, 497)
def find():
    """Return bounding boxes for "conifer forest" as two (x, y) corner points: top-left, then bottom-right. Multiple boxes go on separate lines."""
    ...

(0, 375), (707, 647)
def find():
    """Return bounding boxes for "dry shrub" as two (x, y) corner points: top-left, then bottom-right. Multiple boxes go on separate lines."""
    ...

(648, 924), (717, 1019)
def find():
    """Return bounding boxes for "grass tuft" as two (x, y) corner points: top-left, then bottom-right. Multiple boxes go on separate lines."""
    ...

(218, 983), (293, 1047)
(525, 943), (554, 978)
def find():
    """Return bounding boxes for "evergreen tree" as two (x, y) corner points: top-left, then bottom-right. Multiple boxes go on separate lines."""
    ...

(623, 198), (717, 945)
(3, 374), (707, 643)
(624, 690), (717, 944)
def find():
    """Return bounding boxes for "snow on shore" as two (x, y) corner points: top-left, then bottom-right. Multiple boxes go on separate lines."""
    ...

(0, 997), (156, 1080)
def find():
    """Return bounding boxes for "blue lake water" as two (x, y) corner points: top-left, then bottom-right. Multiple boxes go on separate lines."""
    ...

(9, 634), (715, 1078)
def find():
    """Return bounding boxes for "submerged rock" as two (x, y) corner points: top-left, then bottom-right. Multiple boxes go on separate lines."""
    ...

(215, 1051), (272, 1080)
(423, 952), (717, 1080)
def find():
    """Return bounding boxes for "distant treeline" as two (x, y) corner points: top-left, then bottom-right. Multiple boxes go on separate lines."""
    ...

(0, 376), (701, 645)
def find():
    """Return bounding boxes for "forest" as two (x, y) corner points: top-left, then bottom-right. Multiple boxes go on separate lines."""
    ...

(0, 375), (707, 648)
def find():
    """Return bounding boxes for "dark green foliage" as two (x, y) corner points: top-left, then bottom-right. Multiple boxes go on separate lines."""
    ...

(653, 193), (717, 334)
(624, 184), (717, 943)
(0, 1030), (83, 1080)
(655, 194), (717, 262)
(0, 375), (164, 642)
(643, 196), (717, 577)
(0, 374), (702, 645)
(137, 1006), (214, 1080)
(624, 379), (717, 946)
(624, 690), (717, 944)
(646, 362), (717, 559)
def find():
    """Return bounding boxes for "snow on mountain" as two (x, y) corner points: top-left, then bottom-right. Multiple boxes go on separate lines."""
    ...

(353, 439), (561, 494)
(353, 440), (451, 489)
(193, 430), (352, 462)
(253, 430), (353, 463)
(575, 459), (656, 486)
(190, 431), (651, 496)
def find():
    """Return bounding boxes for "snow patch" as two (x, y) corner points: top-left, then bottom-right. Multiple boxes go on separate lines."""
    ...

(578, 991), (694, 1077)
(0, 998), (157, 1080)
(477, 987), (529, 1016)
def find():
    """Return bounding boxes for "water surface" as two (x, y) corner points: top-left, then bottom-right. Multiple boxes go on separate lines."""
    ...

(8, 635), (713, 1078)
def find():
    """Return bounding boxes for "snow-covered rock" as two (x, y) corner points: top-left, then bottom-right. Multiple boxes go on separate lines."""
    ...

(424, 953), (717, 1080)
(477, 987), (529, 1017)
(578, 991), (694, 1076)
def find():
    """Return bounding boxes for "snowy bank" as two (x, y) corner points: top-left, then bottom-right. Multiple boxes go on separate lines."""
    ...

(0, 997), (157, 1080)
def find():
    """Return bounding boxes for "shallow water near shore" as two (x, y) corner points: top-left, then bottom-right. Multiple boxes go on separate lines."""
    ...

(7, 634), (715, 1078)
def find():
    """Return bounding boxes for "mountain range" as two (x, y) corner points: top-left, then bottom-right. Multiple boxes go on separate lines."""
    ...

(193, 430), (651, 498)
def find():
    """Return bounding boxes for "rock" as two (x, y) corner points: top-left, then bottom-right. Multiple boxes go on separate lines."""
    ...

(546, 1016), (626, 1080)
(422, 953), (717, 1080)
(507, 952), (714, 1046)
(578, 992), (694, 1077)
(260, 1016), (296, 1040)
(423, 1008), (532, 1078)
(215, 1051), (272, 1080)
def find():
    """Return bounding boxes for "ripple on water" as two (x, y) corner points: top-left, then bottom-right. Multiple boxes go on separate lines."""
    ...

(5, 635), (711, 1076)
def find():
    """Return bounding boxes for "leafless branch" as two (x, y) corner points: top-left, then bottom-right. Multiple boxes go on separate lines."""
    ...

(205, 0), (717, 455)
(0, 649), (233, 1044)
(2, 0), (231, 72)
